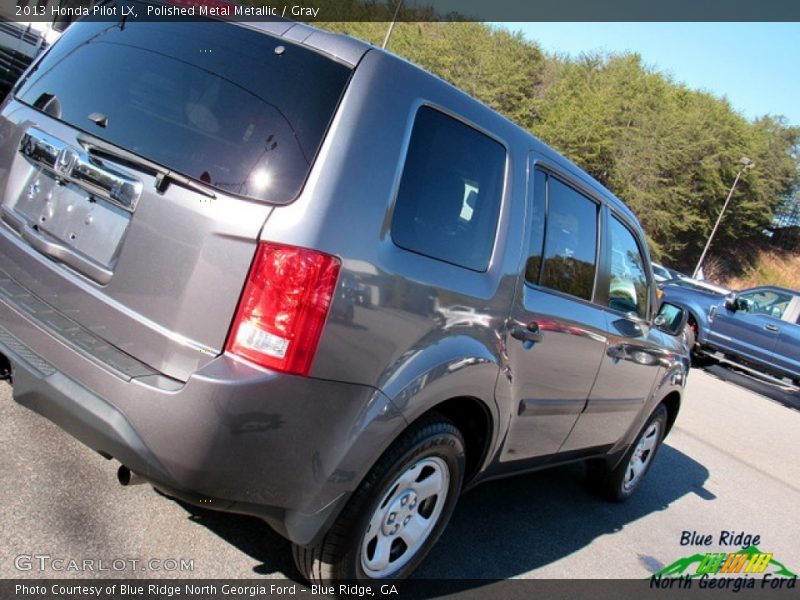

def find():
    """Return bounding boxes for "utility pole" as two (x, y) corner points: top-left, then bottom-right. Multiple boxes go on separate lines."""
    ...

(382, 0), (403, 49)
(692, 157), (754, 279)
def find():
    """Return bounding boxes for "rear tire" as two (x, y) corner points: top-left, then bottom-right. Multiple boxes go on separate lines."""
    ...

(293, 416), (465, 584)
(588, 404), (668, 502)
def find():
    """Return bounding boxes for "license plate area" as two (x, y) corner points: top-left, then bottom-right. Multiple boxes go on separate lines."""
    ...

(12, 170), (131, 268)
(0, 127), (142, 284)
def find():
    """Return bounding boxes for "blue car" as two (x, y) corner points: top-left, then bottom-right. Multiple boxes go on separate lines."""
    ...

(661, 283), (800, 384)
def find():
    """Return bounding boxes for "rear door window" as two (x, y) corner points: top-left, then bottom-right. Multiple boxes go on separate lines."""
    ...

(537, 177), (598, 301)
(16, 20), (352, 203)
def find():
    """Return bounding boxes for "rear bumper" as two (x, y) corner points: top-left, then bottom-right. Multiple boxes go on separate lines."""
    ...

(0, 275), (407, 545)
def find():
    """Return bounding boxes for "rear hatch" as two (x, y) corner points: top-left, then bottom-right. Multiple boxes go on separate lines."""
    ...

(0, 17), (352, 381)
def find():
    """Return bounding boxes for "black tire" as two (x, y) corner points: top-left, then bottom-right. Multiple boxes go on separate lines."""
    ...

(293, 415), (465, 584)
(588, 404), (668, 502)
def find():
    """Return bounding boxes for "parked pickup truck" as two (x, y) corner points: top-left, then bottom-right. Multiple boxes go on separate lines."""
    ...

(661, 283), (800, 384)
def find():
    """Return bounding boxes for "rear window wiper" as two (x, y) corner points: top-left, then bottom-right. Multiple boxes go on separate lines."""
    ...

(76, 133), (216, 199)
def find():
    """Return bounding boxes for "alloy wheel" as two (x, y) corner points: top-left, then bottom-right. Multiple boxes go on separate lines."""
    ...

(623, 420), (661, 493)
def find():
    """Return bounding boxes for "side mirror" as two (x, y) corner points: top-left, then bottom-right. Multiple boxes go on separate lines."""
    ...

(724, 293), (738, 311)
(654, 302), (688, 337)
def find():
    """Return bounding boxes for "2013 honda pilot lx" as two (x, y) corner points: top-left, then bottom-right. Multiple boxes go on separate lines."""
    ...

(0, 7), (689, 583)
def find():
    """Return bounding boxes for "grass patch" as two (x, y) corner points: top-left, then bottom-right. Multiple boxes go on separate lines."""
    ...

(720, 249), (800, 290)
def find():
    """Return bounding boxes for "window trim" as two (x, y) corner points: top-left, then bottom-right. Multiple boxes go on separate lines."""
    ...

(523, 165), (548, 286)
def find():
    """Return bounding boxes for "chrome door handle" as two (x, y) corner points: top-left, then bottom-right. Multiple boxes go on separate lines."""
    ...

(764, 324), (780, 332)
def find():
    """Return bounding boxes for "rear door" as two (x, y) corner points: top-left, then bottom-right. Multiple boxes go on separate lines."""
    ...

(0, 19), (353, 380)
(500, 165), (607, 462)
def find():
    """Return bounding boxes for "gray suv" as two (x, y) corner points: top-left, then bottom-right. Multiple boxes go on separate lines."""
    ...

(0, 10), (689, 583)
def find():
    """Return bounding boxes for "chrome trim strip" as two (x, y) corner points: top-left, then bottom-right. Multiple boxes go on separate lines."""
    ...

(20, 128), (143, 212)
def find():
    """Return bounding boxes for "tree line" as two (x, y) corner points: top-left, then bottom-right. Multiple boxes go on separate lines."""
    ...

(318, 22), (800, 273)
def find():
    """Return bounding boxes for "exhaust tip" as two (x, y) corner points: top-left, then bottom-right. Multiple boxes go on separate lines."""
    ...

(117, 465), (146, 486)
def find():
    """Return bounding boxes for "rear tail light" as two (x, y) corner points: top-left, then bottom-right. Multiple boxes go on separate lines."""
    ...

(226, 242), (341, 376)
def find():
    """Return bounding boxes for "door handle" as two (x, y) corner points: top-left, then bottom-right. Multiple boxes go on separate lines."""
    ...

(764, 324), (780, 332)
(510, 321), (543, 344)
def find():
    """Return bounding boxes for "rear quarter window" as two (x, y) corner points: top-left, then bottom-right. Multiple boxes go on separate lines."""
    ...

(391, 106), (505, 272)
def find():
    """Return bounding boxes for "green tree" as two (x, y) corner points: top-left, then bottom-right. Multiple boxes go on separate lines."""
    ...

(317, 22), (800, 272)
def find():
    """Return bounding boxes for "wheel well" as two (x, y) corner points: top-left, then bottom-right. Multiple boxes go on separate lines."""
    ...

(417, 397), (492, 484)
(685, 311), (701, 351)
(686, 311), (699, 333)
(660, 391), (681, 434)
(0, 353), (10, 382)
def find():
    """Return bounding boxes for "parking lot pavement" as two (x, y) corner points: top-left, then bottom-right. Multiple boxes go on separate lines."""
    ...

(1, 367), (799, 581)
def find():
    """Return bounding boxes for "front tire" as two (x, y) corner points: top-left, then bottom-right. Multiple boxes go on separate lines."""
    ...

(685, 319), (713, 367)
(293, 416), (465, 584)
(685, 320), (697, 354)
(588, 404), (668, 501)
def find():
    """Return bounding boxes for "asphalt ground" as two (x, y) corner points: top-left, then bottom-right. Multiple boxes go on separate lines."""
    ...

(1, 366), (799, 582)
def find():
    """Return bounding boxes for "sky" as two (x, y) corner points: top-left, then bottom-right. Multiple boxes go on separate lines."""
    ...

(496, 23), (800, 127)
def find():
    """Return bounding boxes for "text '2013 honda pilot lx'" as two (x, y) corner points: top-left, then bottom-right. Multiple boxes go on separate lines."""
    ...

(0, 5), (689, 584)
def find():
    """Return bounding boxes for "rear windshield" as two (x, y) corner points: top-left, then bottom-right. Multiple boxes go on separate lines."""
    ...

(16, 19), (352, 203)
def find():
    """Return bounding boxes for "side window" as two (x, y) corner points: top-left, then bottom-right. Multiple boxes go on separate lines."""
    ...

(391, 106), (505, 272)
(607, 216), (650, 318)
(539, 177), (598, 301)
(524, 168), (547, 283)
(737, 290), (793, 319)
